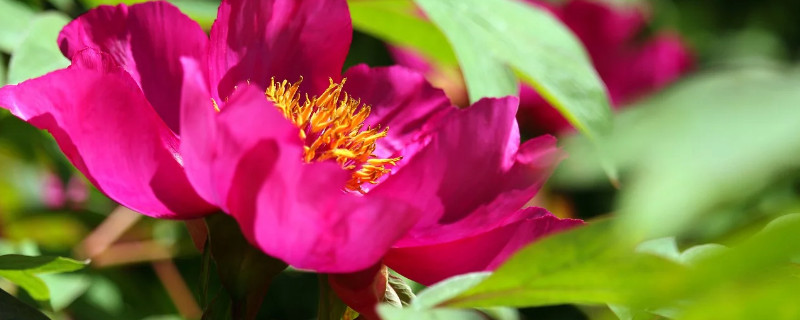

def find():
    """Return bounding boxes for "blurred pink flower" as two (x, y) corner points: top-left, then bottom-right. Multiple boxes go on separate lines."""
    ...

(42, 174), (89, 209)
(42, 174), (66, 209)
(519, 0), (693, 134)
(392, 0), (694, 135)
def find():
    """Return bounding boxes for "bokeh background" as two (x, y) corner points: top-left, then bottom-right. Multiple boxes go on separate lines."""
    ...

(1, 0), (799, 319)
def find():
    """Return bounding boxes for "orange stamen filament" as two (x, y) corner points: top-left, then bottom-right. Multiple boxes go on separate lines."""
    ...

(265, 78), (401, 192)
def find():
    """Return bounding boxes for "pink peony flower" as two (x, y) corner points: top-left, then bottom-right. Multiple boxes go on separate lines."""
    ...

(392, 0), (693, 135)
(1, 0), (580, 279)
(518, 0), (693, 134)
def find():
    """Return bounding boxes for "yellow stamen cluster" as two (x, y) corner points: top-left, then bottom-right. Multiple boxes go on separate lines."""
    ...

(265, 77), (401, 192)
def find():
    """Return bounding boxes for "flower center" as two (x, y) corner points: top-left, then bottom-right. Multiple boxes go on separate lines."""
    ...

(265, 78), (400, 193)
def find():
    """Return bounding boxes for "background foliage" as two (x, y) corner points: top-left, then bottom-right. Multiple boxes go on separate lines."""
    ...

(0, 0), (799, 319)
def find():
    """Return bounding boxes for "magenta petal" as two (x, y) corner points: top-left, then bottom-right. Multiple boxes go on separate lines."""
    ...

(393, 97), (563, 245)
(179, 57), (221, 207)
(342, 64), (451, 155)
(210, 86), (419, 272)
(328, 264), (385, 320)
(385, 208), (583, 285)
(58, 2), (208, 133)
(0, 50), (213, 219)
(209, 0), (351, 99)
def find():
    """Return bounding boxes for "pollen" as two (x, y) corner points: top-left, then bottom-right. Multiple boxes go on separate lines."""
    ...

(265, 77), (401, 193)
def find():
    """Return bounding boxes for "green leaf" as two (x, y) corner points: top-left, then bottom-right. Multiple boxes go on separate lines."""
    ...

(441, 220), (683, 309)
(7, 12), (71, 85)
(677, 273), (800, 320)
(377, 304), (487, 320)
(678, 244), (728, 266)
(39, 274), (91, 311)
(612, 68), (800, 239)
(412, 272), (490, 310)
(83, 276), (123, 315)
(415, 0), (612, 139)
(0, 254), (86, 303)
(608, 304), (655, 320)
(479, 308), (521, 320)
(413, 0), (517, 102)
(0, 287), (50, 320)
(168, 0), (218, 29)
(347, 0), (456, 66)
(0, 0), (35, 53)
(78, 0), (217, 29)
(635, 237), (681, 262)
(622, 214), (800, 318)
(654, 215), (800, 320)
(205, 213), (287, 320)
(431, 214), (800, 318)
(0, 54), (7, 86)
(0, 255), (87, 274)
(0, 270), (49, 301)
(379, 303), (519, 320)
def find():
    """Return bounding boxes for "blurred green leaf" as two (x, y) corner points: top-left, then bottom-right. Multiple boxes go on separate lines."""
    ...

(441, 220), (682, 309)
(6, 215), (89, 250)
(480, 308), (520, 320)
(426, 213), (800, 320)
(82, 276), (123, 315)
(415, 0), (612, 140)
(379, 303), (518, 320)
(40, 274), (91, 311)
(0, 287), (50, 320)
(378, 304), (486, 320)
(646, 213), (800, 320)
(0, 0), (35, 53)
(608, 304), (654, 320)
(677, 273), (800, 320)
(79, 0), (217, 29)
(169, 0), (218, 29)
(382, 272), (517, 320)
(621, 214), (800, 318)
(47, 0), (76, 12)
(0, 255), (87, 274)
(0, 152), (46, 214)
(0, 270), (50, 301)
(7, 12), (71, 85)
(635, 237), (680, 262)
(613, 68), (800, 239)
(205, 213), (287, 320)
(555, 67), (800, 239)
(678, 244), (727, 266)
(412, 272), (490, 310)
(0, 254), (87, 302)
(348, 0), (457, 66)
(0, 54), (7, 86)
